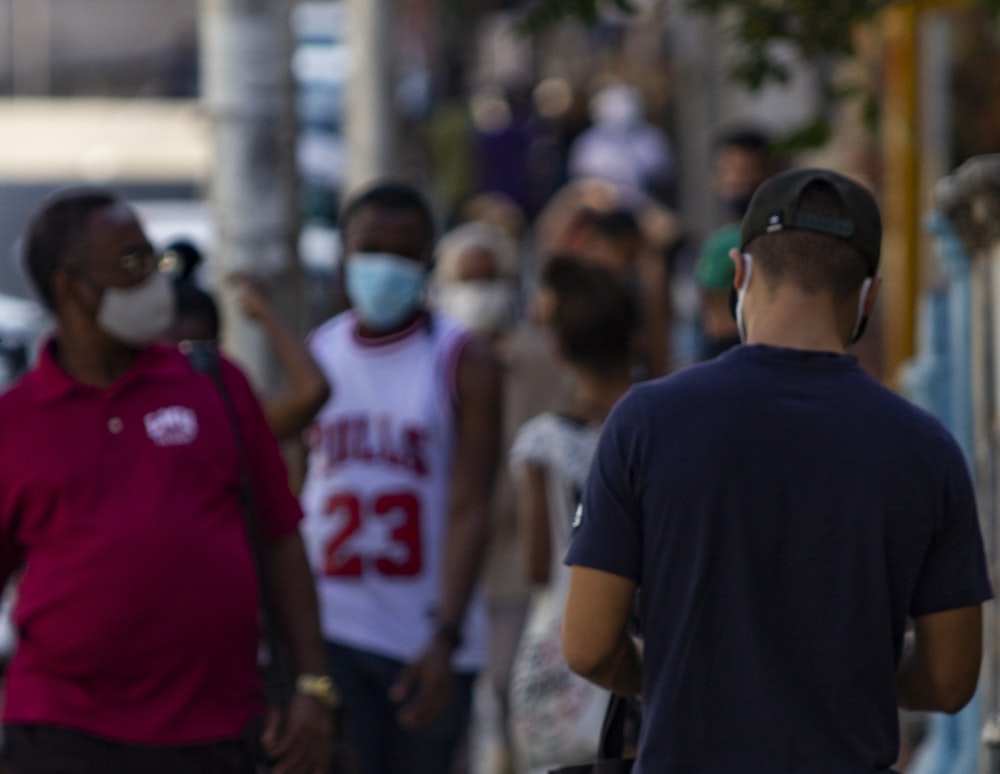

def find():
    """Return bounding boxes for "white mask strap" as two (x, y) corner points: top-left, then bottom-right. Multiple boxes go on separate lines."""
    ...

(735, 253), (753, 344)
(849, 277), (873, 344)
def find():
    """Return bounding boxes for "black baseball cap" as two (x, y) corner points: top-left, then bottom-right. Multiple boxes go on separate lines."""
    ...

(739, 168), (882, 275)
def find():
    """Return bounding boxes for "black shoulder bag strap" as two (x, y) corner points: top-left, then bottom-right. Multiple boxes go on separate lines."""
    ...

(184, 341), (293, 707)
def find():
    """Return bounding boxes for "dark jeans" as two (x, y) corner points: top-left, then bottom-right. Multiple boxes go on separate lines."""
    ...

(325, 640), (475, 774)
(2, 724), (256, 774)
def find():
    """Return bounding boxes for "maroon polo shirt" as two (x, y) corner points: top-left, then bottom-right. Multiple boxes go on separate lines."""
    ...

(0, 341), (302, 745)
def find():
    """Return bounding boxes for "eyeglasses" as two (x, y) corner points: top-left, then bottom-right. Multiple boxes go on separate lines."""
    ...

(116, 247), (161, 279)
(68, 246), (161, 280)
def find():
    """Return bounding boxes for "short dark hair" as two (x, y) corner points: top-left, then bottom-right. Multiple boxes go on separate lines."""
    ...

(593, 209), (641, 243)
(715, 126), (772, 156)
(338, 181), (436, 247)
(22, 187), (121, 308)
(541, 255), (639, 374)
(748, 181), (870, 302)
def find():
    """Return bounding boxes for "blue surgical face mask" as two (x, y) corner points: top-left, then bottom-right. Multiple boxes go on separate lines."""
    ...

(346, 252), (426, 331)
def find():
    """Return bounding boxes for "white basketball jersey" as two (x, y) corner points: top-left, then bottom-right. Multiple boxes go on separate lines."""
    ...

(300, 311), (487, 670)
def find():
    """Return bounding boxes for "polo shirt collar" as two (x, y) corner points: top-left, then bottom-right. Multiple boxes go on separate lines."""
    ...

(29, 338), (185, 403)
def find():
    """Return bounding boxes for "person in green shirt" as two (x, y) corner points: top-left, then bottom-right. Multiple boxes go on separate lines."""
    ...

(694, 128), (774, 359)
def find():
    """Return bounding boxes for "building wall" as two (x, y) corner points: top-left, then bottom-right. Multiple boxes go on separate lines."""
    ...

(0, 0), (198, 96)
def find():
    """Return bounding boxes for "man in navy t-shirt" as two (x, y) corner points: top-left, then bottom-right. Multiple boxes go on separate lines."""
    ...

(562, 168), (992, 773)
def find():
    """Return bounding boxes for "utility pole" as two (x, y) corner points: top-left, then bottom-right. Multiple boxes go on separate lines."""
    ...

(880, 3), (921, 389)
(199, 0), (299, 392)
(345, 0), (396, 192)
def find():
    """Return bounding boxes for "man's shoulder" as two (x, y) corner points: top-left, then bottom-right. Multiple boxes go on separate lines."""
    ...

(871, 384), (963, 453)
(626, 358), (732, 403)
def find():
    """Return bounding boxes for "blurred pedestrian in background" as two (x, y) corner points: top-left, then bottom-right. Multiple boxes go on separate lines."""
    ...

(431, 221), (573, 774)
(567, 83), (676, 207)
(0, 188), (333, 773)
(533, 179), (676, 379)
(693, 127), (775, 360)
(508, 256), (637, 774)
(299, 182), (502, 774)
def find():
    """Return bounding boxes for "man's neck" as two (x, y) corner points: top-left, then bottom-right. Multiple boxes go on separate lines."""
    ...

(355, 309), (426, 339)
(54, 326), (141, 388)
(745, 286), (849, 354)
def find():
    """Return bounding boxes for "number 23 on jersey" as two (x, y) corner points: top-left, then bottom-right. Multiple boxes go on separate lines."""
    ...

(322, 491), (423, 577)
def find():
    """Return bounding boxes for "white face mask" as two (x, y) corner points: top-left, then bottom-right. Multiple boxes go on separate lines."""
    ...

(436, 280), (516, 335)
(735, 253), (753, 343)
(97, 270), (176, 346)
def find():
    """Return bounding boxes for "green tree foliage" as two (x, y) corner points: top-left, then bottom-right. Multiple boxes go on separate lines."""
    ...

(516, 0), (889, 149)
(518, 0), (640, 29)
(687, 0), (888, 89)
(517, 0), (1000, 159)
(519, 0), (887, 88)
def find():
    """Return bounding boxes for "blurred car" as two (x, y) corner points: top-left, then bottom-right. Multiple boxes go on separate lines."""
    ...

(0, 292), (51, 392)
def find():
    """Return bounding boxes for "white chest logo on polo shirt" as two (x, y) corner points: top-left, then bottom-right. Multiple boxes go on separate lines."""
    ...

(144, 406), (199, 447)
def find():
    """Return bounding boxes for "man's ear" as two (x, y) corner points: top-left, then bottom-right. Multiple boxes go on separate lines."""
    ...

(51, 269), (74, 311)
(729, 248), (746, 289)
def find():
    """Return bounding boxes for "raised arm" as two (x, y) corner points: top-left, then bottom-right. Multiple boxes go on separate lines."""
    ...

(233, 275), (330, 440)
(897, 604), (982, 713)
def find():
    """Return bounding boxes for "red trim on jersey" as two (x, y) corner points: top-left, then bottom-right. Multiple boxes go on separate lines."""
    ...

(351, 310), (430, 348)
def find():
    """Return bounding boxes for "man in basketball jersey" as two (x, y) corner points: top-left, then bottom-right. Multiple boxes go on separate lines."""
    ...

(299, 182), (503, 774)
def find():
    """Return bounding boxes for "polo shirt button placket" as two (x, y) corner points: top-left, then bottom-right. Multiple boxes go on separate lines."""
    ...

(108, 417), (124, 435)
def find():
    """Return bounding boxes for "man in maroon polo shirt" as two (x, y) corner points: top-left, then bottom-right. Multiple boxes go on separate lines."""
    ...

(0, 188), (334, 773)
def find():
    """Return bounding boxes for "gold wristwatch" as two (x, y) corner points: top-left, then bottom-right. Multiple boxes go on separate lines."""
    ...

(295, 674), (340, 710)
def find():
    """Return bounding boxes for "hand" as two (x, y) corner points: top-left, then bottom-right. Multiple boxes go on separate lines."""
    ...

(261, 694), (335, 774)
(388, 638), (455, 729)
(229, 272), (275, 322)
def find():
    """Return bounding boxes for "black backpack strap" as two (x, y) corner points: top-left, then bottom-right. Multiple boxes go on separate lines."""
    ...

(183, 341), (293, 706)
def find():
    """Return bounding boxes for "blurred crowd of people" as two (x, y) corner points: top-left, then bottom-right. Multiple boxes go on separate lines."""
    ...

(0, 57), (985, 774)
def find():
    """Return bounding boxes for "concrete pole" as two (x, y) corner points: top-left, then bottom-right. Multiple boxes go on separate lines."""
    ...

(344, 0), (397, 193)
(199, 0), (299, 393)
(0, 0), (12, 94)
(10, 0), (52, 95)
(669, 8), (719, 241)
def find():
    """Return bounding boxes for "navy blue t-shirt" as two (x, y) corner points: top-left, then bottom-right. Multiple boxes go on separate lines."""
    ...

(567, 345), (992, 774)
